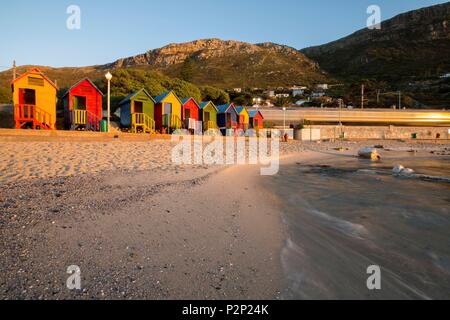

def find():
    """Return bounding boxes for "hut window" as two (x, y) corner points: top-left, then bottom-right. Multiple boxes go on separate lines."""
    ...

(204, 112), (210, 121)
(185, 109), (191, 119)
(164, 103), (172, 114)
(134, 101), (143, 113)
(28, 77), (44, 87)
(23, 89), (36, 105)
(73, 96), (86, 110)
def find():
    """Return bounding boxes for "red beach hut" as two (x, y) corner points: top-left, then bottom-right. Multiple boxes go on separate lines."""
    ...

(181, 97), (200, 131)
(248, 110), (264, 130)
(63, 78), (103, 131)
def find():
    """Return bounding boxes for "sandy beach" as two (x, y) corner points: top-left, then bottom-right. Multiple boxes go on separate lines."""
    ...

(0, 135), (449, 299)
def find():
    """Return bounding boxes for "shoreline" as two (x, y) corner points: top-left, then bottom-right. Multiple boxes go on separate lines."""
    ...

(266, 150), (450, 299)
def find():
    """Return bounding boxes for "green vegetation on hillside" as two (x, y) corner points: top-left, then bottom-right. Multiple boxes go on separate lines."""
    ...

(0, 67), (229, 110)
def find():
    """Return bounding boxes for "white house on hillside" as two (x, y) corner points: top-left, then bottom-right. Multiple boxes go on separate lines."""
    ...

(315, 84), (329, 90)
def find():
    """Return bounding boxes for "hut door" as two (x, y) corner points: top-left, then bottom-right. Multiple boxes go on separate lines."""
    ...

(185, 109), (191, 119)
(226, 113), (231, 125)
(204, 112), (210, 122)
(134, 101), (143, 114)
(20, 89), (36, 105)
(164, 103), (172, 115)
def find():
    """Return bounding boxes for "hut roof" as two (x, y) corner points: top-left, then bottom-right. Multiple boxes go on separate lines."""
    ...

(180, 97), (200, 108)
(154, 91), (183, 105)
(118, 88), (155, 106)
(11, 67), (58, 90)
(199, 101), (218, 111)
(248, 110), (264, 119)
(62, 78), (104, 98)
(216, 103), (236, 113)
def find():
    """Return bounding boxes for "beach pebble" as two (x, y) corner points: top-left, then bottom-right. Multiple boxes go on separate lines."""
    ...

(393, 165), (414, 176)
(393, 165), (405, 174)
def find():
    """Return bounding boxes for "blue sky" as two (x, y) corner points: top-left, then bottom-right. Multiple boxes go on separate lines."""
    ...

(0, 0), (447, 68)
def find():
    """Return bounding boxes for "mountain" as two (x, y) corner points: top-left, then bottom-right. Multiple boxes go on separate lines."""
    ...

(0, 39), (330, 104)
(104, 38), (329, 88)
(301, 2), (450, 105)
(1, 3), (449, 106)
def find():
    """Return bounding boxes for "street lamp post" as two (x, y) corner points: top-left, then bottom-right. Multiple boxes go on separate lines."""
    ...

(105, 72), (112, 133)
(282, 107), (286, 134)
(338, 98), (343, 140)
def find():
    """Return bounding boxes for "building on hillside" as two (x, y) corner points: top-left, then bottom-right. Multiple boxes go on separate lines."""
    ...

(311, 92), (325, 98)
(291, 86), (308, 97)
(315, 84), (329, 90)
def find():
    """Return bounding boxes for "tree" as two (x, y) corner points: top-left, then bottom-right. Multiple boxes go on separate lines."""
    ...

(179, 57), (194, 82)
(274, 96), (290, 107)
(167, 78), (202, 102)
(232, 93), (253, 106)
(0, 86), (12, 104)
(200, 86), (230, 105)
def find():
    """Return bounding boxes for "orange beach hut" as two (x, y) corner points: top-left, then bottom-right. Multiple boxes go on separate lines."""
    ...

(11, 68), (58, 130)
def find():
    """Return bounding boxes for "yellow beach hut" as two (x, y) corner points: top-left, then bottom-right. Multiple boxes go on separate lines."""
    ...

(11, 68), (58, 130)
(154, 91), (182, 133)
(235, 106), (250, 130)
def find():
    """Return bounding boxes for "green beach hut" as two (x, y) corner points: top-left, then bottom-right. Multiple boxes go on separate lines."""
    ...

(199, 101), (218, 131)
(119, 88), (155, 133)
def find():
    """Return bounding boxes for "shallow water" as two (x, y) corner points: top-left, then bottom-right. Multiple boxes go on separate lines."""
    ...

(267, 154), (450, 299)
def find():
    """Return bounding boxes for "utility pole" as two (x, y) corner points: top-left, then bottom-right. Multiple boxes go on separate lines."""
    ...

(376, 89), (380, 105)
(361, 84), (365, 109)
(398, 91), (402, 109)
(13, 60), (16, 80)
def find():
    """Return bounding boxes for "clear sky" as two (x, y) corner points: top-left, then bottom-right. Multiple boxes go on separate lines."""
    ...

(0, 0), (447, 68)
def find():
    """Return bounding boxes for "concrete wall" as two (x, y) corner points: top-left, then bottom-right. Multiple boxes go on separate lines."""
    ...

(307, 125), (450, 140)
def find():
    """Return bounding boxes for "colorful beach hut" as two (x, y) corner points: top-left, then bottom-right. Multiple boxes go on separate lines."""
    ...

(216, 103), (238, 135)
(118, 88), (155, 133)
(63, 78), (103, 131)
(198, 101), (218, 131)
(154, 91), (182, 133)
(11, 68), (57, 130)
(248, 110), (264, 129)
(181, 97), (200, 131)
(235, 106), (250, 131)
